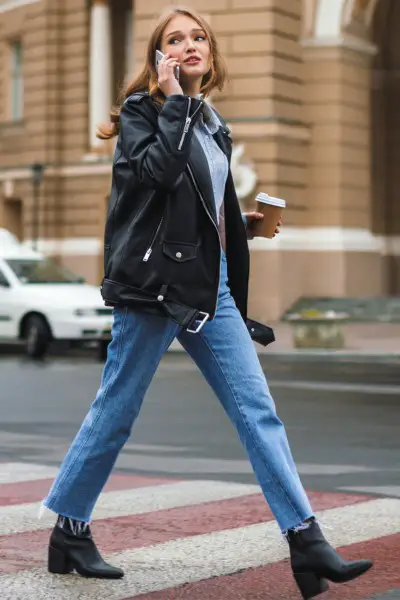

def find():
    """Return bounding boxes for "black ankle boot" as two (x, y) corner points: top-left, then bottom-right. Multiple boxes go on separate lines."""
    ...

(48, 517), (124, 579)
(287, 520), (372, 599)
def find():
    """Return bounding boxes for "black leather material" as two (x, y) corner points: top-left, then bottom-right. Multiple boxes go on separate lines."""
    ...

(48, 525), (124, 579)
(246, 319), (275, 347)
(288, 521), (373, 587)
(101, 91), (274, 343)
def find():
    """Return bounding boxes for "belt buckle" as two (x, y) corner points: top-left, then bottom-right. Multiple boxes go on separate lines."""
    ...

(186, 311), (210, 334)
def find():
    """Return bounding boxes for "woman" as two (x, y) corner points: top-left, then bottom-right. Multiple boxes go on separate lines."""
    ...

(42, 7), (372, 599)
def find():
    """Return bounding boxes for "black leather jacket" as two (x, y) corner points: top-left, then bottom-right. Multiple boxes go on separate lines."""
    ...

(101, 92), (274, 346)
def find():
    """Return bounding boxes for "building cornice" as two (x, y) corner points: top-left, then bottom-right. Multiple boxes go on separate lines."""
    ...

(0, 0), (40, 13)
(301, 34), (378, 56)
(0, 160), (113, 182)
(249, 227), (397, 255)
(20, 229), (400, 257)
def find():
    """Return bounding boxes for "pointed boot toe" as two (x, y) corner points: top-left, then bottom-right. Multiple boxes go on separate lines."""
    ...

(329, 558), (373, 583)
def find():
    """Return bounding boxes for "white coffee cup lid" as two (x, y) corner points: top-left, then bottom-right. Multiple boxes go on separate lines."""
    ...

(256, 193), (286, 208)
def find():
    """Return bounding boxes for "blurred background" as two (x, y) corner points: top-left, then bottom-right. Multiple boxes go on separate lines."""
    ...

(0, 2), (399, 598)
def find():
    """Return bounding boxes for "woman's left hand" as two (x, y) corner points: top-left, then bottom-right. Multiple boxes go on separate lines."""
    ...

(243, 212), (283, 240)
(274, 218), (283, 236)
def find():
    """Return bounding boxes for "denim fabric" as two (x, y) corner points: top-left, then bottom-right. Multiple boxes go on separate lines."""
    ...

(42, 254), (314, 532)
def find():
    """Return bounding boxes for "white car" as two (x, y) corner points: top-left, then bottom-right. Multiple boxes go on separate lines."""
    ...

(0, 229), (113, 359)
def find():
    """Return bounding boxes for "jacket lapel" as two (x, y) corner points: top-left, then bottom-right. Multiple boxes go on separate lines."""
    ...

(210, 106), (233, 161)
(188, 132), (218, 225)
(213, 127), (232, 163)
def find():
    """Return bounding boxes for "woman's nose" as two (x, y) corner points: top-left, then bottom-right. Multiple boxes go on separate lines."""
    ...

(185, 39), (196, 51)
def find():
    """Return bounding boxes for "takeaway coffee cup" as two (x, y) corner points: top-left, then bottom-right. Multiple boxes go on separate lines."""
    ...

(253, 192), (286, 238)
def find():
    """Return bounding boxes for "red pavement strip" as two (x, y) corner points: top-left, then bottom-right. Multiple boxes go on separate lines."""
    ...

(132, 533), (400, 600)
(0, 487), (369, 574)
(0, 474), (175, 507)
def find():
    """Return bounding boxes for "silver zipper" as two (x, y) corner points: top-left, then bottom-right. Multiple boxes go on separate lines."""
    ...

(187, 164), (221, 318)
(178, 118), (191, 151)
(143, 217), (164, 262)
(178, 97), (191, 151)
(177, 98), (203, 151)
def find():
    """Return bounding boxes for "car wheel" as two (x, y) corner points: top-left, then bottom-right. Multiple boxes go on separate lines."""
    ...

(24, 315), (51, 359)
(98, 339), (110, 362)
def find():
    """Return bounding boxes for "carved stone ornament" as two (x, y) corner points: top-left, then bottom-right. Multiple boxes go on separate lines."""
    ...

(342, 0), (373, 37)
(355, 0), (370, 11)
(351, 0), (371, 24)
(230, 144), (258, 203)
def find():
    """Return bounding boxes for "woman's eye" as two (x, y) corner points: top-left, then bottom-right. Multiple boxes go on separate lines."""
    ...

(168, 35), (206, 45)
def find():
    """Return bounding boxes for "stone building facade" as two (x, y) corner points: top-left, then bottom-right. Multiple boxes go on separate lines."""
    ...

(0, 0), (398, 321)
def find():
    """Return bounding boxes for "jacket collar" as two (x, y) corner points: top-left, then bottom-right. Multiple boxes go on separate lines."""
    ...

(197, 95), (232, 137)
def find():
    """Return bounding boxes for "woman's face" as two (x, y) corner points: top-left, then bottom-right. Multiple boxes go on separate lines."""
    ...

(160, 14), (211, 83)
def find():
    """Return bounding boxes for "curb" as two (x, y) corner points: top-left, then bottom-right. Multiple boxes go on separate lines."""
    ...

(258, 351), (400, 364)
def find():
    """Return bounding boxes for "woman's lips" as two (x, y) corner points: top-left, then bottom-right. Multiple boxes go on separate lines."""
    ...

(184, 57), (201, 64)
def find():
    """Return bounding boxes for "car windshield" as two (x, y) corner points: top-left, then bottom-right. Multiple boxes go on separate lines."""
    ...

(5, 258), (84, 284)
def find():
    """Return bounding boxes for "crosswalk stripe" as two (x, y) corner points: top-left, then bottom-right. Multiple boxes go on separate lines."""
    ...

(132, 533), (400, 600)
(0, 489), (368, 575)
(0, 474), (173, 507)
(0, 480), (261, 535)
(0, 498), (398, 600)
(0, 463), (60, 485)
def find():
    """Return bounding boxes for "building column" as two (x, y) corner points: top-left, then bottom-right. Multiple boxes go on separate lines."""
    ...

(89, 0), (112, 152)
(301, 35), (386, 297)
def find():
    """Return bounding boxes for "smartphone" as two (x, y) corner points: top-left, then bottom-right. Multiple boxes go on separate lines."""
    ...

(155, 49), (180, 81)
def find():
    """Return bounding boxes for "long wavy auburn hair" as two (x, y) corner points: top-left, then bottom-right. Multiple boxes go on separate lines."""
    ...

(97, 6), (228, 140)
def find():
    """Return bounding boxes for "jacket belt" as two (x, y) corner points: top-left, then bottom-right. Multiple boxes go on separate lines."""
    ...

(160, 300), (210, 333)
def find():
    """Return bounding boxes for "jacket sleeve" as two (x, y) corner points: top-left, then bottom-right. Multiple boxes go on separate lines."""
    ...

(119, 94), (203, 190)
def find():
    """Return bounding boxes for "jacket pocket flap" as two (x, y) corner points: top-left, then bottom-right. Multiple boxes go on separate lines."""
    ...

(163, 242), (197, 262)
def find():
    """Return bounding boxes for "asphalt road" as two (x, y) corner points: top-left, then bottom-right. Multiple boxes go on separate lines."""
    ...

(1, 351), (399, 494)
(0, 350), (399, 599)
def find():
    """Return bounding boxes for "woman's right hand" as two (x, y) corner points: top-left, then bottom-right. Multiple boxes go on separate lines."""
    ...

(157, 53), (184, 97)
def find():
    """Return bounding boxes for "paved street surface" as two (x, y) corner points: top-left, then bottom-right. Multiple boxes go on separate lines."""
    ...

(0, 351), (399, 599)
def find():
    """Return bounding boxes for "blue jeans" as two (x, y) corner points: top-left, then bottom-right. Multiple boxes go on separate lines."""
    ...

(43, 254), (313, 531)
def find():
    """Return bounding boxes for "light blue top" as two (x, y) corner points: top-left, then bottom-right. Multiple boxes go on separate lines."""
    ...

(193, 102), (228, 224)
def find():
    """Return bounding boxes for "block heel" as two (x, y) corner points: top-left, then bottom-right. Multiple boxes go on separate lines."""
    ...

(293, 571), (329, 599)
(48, 545), (74, 574)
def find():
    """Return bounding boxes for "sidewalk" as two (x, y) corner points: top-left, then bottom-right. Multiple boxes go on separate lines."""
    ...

(258, 322), (400, 355)
(169, 322), (400, 358)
